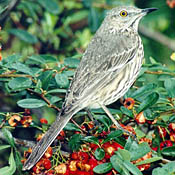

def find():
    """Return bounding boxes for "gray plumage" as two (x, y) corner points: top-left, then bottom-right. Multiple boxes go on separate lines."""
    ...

(23, 6), (157, 170)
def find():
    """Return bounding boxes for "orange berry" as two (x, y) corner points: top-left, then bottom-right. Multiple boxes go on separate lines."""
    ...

(69, 160), (77, 171)
(21, 116), (32, 127)
(8, 115), (21, 127)
(124, 98), (135, 110)
(44, 147), (53, 159)
(55, 163), (67, 174)
(135, 112), (146, 124)
(170, 133), (175, 142)
(36, 133), (45, 141)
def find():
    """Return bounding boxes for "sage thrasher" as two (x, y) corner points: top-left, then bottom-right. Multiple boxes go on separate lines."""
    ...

(23, 6), (157, 170)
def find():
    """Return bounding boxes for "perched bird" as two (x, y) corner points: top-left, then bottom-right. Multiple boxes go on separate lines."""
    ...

(23, 6), (157, 170)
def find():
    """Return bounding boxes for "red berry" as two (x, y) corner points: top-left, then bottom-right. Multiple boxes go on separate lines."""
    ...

(160, 140), (173, 150)
(25, 109), (31, 115)
(90, 143), (99, 151)
(137, 164), (150, 171)
(46, 169), (54, 175)
(76, 171), (91, 175)
(88, 157), (98, 170)
(43, 159), (52, 170)
(169, 123), (175, 132)
(71, 152), (79, 160)
(78, 152), (89, 163)
(113, 142), (124, 150)
(152, 147), (158, 152)
(40, 118), (48, 124)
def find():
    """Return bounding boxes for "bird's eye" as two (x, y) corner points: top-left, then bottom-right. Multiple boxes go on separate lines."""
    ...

(120, 10), (128, 17)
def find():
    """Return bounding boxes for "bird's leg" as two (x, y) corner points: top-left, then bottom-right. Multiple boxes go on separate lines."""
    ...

(100, 104), (137, 141)
(85, 108), (99, 127)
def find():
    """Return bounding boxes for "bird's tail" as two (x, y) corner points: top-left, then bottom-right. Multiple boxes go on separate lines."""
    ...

(23, 108), (78, 171)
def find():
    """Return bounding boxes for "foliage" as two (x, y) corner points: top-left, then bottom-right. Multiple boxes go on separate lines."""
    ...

(0, 0), (175, 175)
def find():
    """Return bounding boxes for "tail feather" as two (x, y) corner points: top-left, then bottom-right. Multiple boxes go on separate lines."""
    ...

(23, 108), (77, 170)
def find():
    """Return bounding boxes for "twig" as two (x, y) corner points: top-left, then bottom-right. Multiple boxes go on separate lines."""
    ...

(27, 89), (60, 112)
(162, 158), (171, 164)
(145, 70), (175, 76)
(139, 25), (175, 51)
(0, 73), (33, 78)
(0, 131), (35, 147)
(71, 119), (88, 133)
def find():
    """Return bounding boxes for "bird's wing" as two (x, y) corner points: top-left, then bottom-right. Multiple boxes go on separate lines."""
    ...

(64, 31), (140, 107)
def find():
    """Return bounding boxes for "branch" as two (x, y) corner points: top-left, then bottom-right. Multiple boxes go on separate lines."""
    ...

(145, 70), (175, 76)
(0, 131), (35, 147)
(27, 89), (60, 112)
(139, 25), (175, 51)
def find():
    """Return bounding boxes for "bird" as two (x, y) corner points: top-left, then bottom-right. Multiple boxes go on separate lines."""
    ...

(23, 6), (157, 170)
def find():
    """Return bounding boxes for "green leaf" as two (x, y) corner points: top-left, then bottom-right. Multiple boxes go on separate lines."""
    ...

(28, 55), (46, 64)
(14, 150), (23, 170)
(103, 130), (123, 143)
(7, 62), (34, 76)
(169, 116), (175, 123)
(8, 77), (32, 90)
(68, 134), (82, 151)
(40, 55), (57, 63)
(49, 96), (62, 104)
(64, 123), (81, 132)
(8, 29), (38, 44)
(64, 58), (80, 68)
(137, 92), (159, 113)
(131, 83), (157, 99)
(124, 137), (134, 150)
(135, 157), (162, 166)
(81, 136), (99, 145)
(93, 163), (112, 174)
(118, 149), (131, 161)
(130, 142), (151, 161)
(38, 0), (59, 14)
(2, 128), (15, 148)
(110, 155), (129, 174)
(55, 73), (69, 88)
(135, 128), (146, 140)
(123, 160), (143, 175)
(46, 89), (67, 94)
(17, 98), (47, 108)
(152, 161), (175, 175)
(40, 71), (53, 90)
(94, 115), (112, 128)
(94, 148), (105, 160)
(0, 150), (16, 175)
(164, 78), (175, 98)
(4, 54), (21, 63)
(0, 145), (11, 151)
(161, 146), (175, 157)
(120, 106), (133, 118)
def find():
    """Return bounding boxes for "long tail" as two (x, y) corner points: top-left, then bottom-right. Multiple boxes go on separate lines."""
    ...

(23, 108), (78, 171)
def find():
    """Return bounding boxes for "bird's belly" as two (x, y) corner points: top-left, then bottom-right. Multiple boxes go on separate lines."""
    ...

(88, 55), (143, 109)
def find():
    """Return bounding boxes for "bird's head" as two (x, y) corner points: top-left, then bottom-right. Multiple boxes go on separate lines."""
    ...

(105, 6), (157, 32)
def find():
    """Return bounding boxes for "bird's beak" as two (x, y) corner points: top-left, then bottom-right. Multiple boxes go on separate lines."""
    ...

(141, 8), (158, 14)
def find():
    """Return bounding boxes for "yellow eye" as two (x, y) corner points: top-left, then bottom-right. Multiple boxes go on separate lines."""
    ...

(120, 10), (128, 17)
